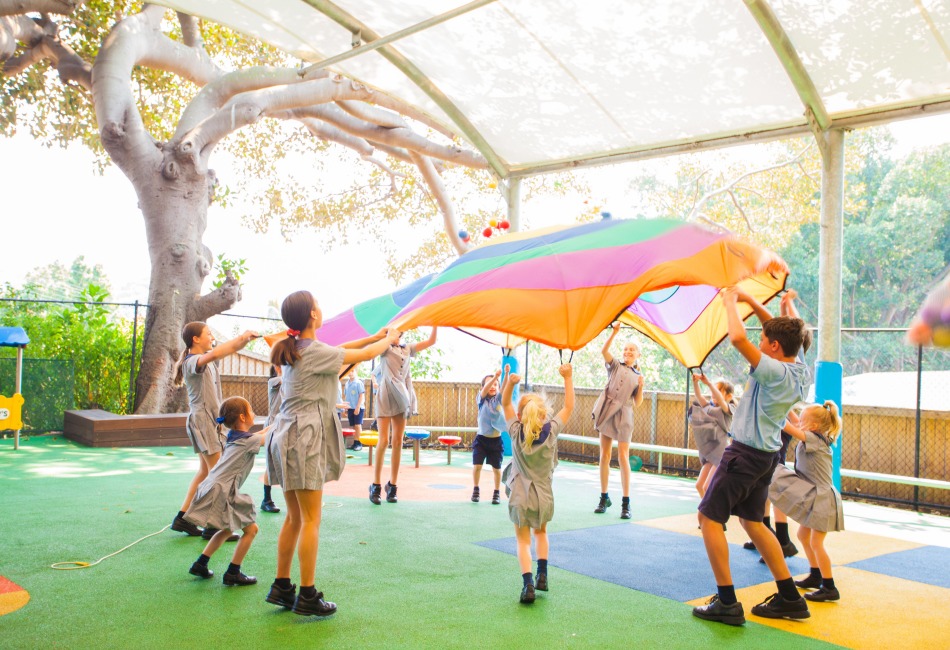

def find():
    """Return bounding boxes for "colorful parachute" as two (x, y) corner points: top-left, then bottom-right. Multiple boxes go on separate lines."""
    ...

(389, 218), (788, 367)
(908, 274), (950, 348)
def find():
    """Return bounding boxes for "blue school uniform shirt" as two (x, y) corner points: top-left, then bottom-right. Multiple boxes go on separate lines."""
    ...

(476, 393), (507, 438)
(731, 351), (811, 452)
(345, 378), (364, 409)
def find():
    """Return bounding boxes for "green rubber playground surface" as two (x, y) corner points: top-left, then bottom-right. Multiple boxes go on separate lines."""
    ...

(1, 436), (947, 649)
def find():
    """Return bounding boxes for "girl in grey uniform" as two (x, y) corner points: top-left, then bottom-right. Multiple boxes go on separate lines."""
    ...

(591, 323), (644, 519)
(265, 290), (398, 617)
(261, 365), (282, 513)
(501, 362), (574, 604)
(769, 401), (844, 603)
(370, 328), (438, 505)
(688, 373), (736, 498)
(170, 322), (259, 538)
(185, 397), (268, 586)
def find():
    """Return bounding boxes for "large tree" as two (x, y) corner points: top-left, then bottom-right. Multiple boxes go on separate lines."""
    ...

(1, 2), (490, 412)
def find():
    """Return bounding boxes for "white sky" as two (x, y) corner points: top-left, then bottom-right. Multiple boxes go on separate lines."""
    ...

(2, 114), (949, 380)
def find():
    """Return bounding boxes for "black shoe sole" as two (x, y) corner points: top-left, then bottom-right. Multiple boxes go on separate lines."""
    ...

(751, 607), (810, 620)
(692, 610), (746, 626)
(189, 566), (213, 579)
(265, 594), (295, 608)
(292, 602), (337, 616)
(223, 574), (257, 586)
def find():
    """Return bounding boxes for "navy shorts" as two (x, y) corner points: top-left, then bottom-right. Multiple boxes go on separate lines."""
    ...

(777, 431), (792, 463)
(472, 434), (503, 469)
(347, 408), (364, 426)
(698, 441), (779, 524)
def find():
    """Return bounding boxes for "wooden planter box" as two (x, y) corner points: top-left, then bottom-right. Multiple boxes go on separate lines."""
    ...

(64, 409), (189, 448)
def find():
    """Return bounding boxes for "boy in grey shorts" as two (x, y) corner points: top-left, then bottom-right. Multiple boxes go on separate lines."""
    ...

(692, 286), (811, 626)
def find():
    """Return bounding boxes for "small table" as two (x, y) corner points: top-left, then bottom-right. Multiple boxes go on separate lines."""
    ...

(359, 433), (379, 466)
(437, 435), (463, 465)
(405, 429), (430, 468)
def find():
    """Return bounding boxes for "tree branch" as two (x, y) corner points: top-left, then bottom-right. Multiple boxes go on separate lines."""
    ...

(727, 189), (754, 232)
(176, 11), (202, 48)
(190, 270), (241, 323)
(0, 0), (85, 16)
(1, 15), (91, 87)
(409, 150), (467, 256)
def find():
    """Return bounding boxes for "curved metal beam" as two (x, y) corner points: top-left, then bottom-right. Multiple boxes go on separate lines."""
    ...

(744, 0), (830, 130)
(301, 0), (509, 178)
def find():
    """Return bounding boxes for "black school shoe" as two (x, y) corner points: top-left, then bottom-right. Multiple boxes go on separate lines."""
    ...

(265, 582), (297, 608)
(188, 562), (213, 579)
(743, 541), (757, 550)
(593, 495), (612, 514)
(385, 481), (398, 503)
(369, 483), (382, 505)
(794, 574), (822, 589)
(171, 515), (202, 537)
(261, 499), (280, 513)
(804, 586), (840, 602)
(201, 528), (239, 542)
(691, 595), (745, 626)
(750, 593), (810, 619)
(759, 541), (800, 563)
(292, 591), (337, 616)
(491, 490), (501, 505)
(471, 487), (480, 502)
(535, 574), (548, 592)
(223, 571), (257, 586)
(520, 583), (536, 604)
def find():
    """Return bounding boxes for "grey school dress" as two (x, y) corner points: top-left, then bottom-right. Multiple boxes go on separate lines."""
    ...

(769, 431), (844, 532)
(688, 401), (735, 466)
(266, 340), (346, 492)
(375, 343), (416, 418)
(182, 355), (224, 455)
(591, 359), (640, 442)
(185, 432), (262, 532)
(503, 415), (563, 529)
(265, 376), (282, 427)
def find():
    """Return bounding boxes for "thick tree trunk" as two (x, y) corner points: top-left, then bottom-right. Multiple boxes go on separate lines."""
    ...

(133, 158), (239, 413)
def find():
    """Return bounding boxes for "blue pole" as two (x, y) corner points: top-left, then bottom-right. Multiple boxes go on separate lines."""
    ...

(500, 353), (520, 457)
(814, 360), (843, 490)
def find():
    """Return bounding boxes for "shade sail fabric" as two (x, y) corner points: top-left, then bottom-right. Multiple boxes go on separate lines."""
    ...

(389, 218), (788, 364)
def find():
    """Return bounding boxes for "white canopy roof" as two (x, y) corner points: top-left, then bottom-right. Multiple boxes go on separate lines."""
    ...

(159, 0), (950, 177)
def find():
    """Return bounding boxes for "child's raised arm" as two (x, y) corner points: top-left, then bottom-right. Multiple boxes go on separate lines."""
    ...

(735, 286), (773, 325)
(501, 365), (518, 421)
(691, 373), (709, 407)
(479, 369), (502, 400)
(782, 420), (807, 443)
(414, 327), (439, 353)
(704, 376), (731, 415)
(601, 322), (620, 364)
(780, 288), (801, 319)
(722, 287), (762, 369)
(342, 329), (400, 365)
(556, 363), (574, 423)
(197, 330), (259, 368)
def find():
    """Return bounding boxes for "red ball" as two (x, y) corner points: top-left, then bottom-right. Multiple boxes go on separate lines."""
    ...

(483, 227), (493, 238)
(499, 220), (510, 230)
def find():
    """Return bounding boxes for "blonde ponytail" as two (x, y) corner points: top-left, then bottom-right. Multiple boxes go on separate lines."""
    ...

(518, 394), (548, 451)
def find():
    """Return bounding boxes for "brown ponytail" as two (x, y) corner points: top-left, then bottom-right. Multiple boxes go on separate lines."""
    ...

(218, 396), (251, 429)
(270, 290), (316, 367)
(174, 322), (208, 387)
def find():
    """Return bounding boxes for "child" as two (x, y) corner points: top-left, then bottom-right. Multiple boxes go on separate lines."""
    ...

(769, 401), (844, 602)
(472, 369), (506, 505)
(370, 328), (438, 505)
(170, 322), (258, 539)
(344, 366), (366, 444)
(185, 396), (268, 586)
(261, 365), (282, 513)
(265, 290), (398, 617)
(692, 286), (811, 626)
(689, 373), (735, 497)
(591, 322), (644, 519)
(501, 362), (575, 604)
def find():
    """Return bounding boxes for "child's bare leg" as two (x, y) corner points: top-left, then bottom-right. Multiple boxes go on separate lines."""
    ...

(276, 490), (301, 579)
(618, 440), (631, 497)
(389, 414), (406, 484)
(598, 435), (612, 493)
(295, 489), (324, 587)
(373, 417), (391, 484)
(515, 525), (533, 575)
(231, 523), (258, 566)
(797, 526), (818, 567)
(742, 519), (791, 580)
(810, 530), (832, 578)
(696, 463), (712, 497)
(492, 466), (501, 491)
(473, 463), (483, 488)
(534, 524), (549, 561)
(354, 423), (362, 437)
(699, 512), (733, 586)
(179, 451), (220, 511)
(201, 528), (232, 558)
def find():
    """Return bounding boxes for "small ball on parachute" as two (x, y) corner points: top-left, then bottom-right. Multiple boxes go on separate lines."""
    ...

(933, 326), (950, 348)
(601, 211), (612, 220)
(458, 229), (470, 244)
(498, 220), (510, 230)
(483, 227), (493, 238)
(489, 219), (498, 228)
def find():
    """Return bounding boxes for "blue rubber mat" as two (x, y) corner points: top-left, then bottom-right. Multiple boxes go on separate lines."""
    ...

(846, 545), (950, 589)
(476, 523), (811, 602)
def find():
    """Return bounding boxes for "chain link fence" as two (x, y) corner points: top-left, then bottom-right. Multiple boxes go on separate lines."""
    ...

(0, 358), (74, 433)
